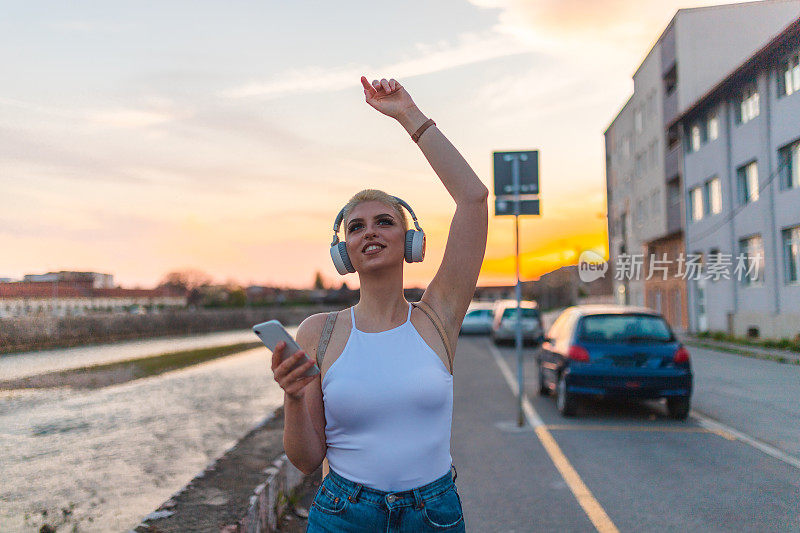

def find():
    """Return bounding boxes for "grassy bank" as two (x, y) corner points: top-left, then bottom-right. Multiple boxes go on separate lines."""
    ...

(696, 330), (800, 353)
(685, 339), (800, 366)
(0, 341), (263, 391)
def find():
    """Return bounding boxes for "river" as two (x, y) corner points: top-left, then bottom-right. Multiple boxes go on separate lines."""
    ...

(0, 329), (300, 532)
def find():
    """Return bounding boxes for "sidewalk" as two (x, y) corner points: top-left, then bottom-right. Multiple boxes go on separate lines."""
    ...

(679, 334), (800, 364)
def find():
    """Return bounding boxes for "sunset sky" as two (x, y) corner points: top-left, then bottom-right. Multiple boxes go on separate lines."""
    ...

(1, 1), (751, 289)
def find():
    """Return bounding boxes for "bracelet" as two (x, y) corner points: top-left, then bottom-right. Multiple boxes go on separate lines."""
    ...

(411, 118), (436, 143)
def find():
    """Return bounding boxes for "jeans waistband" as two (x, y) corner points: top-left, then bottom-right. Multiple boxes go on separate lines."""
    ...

(325, 464), (457, 508)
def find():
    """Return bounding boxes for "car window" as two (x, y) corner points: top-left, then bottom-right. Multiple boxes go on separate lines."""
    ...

(466, 309), (492, 318)
(501, 307), (540, 320)
(576, 314), (674, 342)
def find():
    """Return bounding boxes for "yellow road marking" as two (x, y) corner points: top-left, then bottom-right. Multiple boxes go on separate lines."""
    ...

(546, 425), (714, 434)
(486, 340), (619, 533)
(535, 425), (620, 533)
(709, 428), (737, 441)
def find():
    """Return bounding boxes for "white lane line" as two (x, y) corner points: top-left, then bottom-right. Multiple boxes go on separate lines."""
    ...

(691, 410), (800, 471)
(486, 340), (619, 533)
(487, 340), (544, 427)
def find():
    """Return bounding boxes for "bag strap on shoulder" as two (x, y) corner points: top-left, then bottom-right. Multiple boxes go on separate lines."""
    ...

(316, 311), (338, 368)
(411, 300), (454, 375)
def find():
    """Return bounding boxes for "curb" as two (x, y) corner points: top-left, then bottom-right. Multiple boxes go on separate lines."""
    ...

(681, 335), (800, 365)
(224, 453), (306, 532)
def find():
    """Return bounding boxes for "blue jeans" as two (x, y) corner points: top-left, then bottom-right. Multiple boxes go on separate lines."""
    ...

(307, 464), (465, 532)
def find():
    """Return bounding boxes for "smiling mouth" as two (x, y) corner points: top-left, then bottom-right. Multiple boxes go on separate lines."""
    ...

(363, 245), (385, 255)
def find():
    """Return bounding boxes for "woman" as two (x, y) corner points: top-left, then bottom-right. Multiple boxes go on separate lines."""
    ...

(271, 75), (488, 532)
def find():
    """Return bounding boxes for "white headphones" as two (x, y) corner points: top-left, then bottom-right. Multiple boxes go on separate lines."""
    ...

(330, 196), (426, 275)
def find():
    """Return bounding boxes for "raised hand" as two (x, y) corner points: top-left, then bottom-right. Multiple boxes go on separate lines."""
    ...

(361, 76), (418, 119)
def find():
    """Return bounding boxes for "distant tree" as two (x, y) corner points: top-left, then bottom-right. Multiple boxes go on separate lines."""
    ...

(228, 287), (247, 307)
(158, 269), (213, 292)
(313, 271), (326, 290)
(187, 287), (203, 307)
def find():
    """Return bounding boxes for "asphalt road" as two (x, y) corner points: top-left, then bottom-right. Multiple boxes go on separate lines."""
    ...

(451, 334), (800, 533)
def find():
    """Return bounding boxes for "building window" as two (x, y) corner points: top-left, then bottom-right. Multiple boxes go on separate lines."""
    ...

(739, 235), (765, 285)
(690, 186), (704, 221)
(690, 123), (702, 152)
(778, 138), (800, 190)
(635, 108), (643, 133)
(737, 161), (759, 205)
(705, 177), (722, 215)
(784, 225), (800, 284)
(778, 52), (800, 97)
(667, 125), (680, 150)
(708, 248), (721, 282)
(664, 65), (677, 95)
(736, 83), (760, 124)
(707, 111), (719, 141)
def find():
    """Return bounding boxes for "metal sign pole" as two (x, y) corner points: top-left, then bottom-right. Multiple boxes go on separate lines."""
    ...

(494, 149), (539, 429)
(512, 156), (524, 427)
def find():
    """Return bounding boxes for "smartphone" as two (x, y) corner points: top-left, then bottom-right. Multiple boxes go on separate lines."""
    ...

(253, 320), (320, 378)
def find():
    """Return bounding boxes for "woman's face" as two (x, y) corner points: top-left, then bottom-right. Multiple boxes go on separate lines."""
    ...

(345, 200), (406, 272)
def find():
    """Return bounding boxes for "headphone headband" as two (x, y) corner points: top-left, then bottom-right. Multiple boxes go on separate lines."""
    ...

(331, 195), (422, 246)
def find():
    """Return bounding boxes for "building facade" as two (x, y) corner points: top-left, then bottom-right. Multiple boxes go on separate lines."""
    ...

(676, 18), (800, 338)
(605, 1), (800, 334)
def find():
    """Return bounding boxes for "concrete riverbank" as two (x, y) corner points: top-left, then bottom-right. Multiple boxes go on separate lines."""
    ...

(132, 405), (320, 532)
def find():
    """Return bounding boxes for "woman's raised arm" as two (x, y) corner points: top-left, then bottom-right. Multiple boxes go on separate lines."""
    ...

(361, 76), (489, 343)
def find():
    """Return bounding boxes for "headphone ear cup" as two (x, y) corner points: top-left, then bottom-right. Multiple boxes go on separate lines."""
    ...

(330, 242), (355, 274)
(405, 230), (426, 263)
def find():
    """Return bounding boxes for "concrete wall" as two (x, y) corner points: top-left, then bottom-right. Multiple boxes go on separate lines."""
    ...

(607, 97), (648, 307)
(0, 305), (339, 354)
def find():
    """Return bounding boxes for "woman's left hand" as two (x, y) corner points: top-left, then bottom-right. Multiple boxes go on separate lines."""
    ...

(361, 76), (417, 120)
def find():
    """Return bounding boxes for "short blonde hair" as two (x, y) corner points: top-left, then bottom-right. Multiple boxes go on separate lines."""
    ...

(342, 189), (409, 235)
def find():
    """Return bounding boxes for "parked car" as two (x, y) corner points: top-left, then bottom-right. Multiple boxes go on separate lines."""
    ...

(490, 300), (544, 346)
(459, 303), (495, 335)
(535, 305), (693, 419)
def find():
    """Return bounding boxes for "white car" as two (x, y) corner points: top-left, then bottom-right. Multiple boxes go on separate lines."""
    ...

(459, 305), (495, 335)
(491, 300), (544, 346)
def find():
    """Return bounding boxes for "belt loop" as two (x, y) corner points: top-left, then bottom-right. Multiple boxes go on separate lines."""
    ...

(348, 482), (363, 503)
(451, 463), (457, 483)
(412, 487), (425, 509)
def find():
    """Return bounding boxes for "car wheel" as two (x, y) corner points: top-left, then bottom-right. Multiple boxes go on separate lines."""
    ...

(538, 364), (549, 396)
(666, 396), (690, 420)
(556, 373), (577, 417)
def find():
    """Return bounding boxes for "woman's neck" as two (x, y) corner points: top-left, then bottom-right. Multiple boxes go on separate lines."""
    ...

(354, 269), (408, 329)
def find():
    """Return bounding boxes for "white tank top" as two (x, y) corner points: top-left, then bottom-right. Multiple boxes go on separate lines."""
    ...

(322, 302), (454, 491)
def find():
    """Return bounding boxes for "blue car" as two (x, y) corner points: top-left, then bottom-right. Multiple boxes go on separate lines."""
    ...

(535, 305), (693, 419)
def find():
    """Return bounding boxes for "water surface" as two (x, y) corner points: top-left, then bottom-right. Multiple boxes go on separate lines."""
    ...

(0, 346), (286, 532)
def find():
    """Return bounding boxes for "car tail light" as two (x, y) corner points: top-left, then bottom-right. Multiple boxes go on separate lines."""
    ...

(567, 344), (590, 362)
(674, 346), (690, 364)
